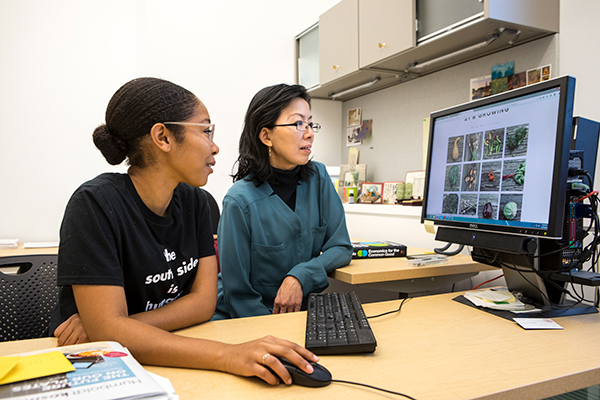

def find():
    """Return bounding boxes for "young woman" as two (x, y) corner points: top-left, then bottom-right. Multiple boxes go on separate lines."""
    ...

(213, 84), (352, 319)
(48, 77), (318, 386)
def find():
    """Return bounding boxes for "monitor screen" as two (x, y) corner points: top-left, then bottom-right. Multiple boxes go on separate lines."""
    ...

(421, 76), (575, 240)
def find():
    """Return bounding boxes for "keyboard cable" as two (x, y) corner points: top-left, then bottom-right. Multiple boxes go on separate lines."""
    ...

(326, 297), (417, 399)
(367, 297), (411, 319)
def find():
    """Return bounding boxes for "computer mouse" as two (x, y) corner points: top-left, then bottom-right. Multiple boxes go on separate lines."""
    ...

(270, 356), (332, 387)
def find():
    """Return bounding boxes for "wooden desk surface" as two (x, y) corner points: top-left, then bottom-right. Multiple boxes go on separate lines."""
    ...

(0, 246), (495, 287)
(330, 247), (496, 285)
(2, 292), (599, 400)
(0, 244), (58, 257)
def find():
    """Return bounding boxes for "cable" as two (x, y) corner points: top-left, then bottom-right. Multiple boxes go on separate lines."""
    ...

(472, 274), (504, 290)
(574, 190), (598, 203)
(367, 297), (410, 319)
(331, 379), (417, 399)
(434, 243), (464, 256)
(501, 256), (592, 309)
(329, 299), (417, 399)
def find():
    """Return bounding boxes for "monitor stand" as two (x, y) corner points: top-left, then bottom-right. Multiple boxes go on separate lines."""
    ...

(469, 246), (599, 319)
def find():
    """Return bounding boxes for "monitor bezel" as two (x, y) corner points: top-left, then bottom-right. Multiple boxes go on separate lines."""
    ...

(421, 75), (576, 240)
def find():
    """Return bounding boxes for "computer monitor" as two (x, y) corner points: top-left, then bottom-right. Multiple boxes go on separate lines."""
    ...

(422, 75), (575, 242)
(421, 75), (598, 315)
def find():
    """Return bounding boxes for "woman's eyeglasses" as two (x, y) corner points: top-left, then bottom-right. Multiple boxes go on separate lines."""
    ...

(163, 122), (215, 142)
(272, 121), (321, 133)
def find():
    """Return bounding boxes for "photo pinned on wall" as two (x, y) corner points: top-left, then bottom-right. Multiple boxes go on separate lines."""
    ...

(541, 64), (551, 81)
(507, 71), (526, 91)
(347, 126), (362, 146)
(527, 67), (541, 85)
(356, 119), (373, 141)
(491, 77), (508, 95)
(491, 61), (514, 80)
(490, 61), (514, 96)
(470, 75), (491, 101)
(347, 107), (361, 127)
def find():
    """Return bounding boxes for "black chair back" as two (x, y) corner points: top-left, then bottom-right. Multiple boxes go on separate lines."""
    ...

(0, 255), (58, 341)
(201, 189), (220, 235)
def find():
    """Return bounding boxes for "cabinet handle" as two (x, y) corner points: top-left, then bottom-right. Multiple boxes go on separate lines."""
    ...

(332, 65), (340, 70)
(378, 43), (386, 49)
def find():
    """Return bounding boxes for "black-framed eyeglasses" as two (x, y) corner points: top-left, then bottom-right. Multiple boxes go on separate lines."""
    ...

(272, 121), (321, 133)
(163, 122), (215, 143)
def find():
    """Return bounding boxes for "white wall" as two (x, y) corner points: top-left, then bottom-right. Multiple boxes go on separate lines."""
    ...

(0, 0), (341, 242)
(310, 99), (342, 166)
(559, 0), (600, 184)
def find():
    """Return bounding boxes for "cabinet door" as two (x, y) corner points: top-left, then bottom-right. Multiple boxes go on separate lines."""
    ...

(417, 0), (484, 42)
(319, 0), (359, 85)
(359, 0), (415, 68)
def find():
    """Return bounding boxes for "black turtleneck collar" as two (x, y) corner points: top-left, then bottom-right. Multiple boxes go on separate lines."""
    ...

(269, 166), (301, 211)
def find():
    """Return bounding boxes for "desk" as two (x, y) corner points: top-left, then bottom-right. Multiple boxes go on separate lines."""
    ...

(0, 245), (58, 258)
(2, 292), (599, 400)
(330, 247), (496, 295)
(0, 246), (493, 296)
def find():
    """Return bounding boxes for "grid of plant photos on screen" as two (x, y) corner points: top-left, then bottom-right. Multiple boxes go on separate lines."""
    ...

(442, 123), (528, 222)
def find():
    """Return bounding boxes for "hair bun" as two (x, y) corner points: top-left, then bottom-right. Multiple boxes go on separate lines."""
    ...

(92, 124), (127, 165)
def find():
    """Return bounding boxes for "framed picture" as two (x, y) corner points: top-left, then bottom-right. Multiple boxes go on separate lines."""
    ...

(344, 171), (360, 187)
(339, 164), (367, 188)
(405, 170), (425, 199)
(347, 108), (361, 126)
(382, 181), (403, 204)
(360, 182), (383, 204)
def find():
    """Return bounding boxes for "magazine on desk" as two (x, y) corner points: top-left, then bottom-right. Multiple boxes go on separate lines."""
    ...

(0, 341), (173, 400)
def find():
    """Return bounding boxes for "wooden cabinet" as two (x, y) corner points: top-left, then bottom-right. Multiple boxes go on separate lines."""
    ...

(359, 0), (415, 68)
(307, 0), (559, 101)
(297, 24), (320, 90)
(417, 0), (484, 43)
(319, 0), (359, 85)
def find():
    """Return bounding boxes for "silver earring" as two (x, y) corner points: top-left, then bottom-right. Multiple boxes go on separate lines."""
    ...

(269, 147), (272, 157)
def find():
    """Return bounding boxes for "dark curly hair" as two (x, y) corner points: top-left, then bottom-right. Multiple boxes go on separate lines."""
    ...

(92, 77), (200, 168)
(233, 84), (314, 185)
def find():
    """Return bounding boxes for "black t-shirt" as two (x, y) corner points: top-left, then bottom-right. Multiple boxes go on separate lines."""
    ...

(47, 173), (215, 334)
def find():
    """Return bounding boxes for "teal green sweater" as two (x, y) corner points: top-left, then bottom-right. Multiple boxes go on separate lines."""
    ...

(213, 162), (352, 319)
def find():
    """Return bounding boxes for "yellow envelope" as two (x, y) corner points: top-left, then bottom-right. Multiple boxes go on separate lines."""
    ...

(0, 356), (19, 381)
(0, 351), (75, 385)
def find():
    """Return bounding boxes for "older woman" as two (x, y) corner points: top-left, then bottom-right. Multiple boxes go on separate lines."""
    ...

(214, 84), (352, 319)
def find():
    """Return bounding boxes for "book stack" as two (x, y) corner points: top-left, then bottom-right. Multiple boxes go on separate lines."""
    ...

(351, 241), (407, 259)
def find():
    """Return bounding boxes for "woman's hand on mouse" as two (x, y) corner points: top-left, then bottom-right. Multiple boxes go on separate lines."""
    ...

(273, 276), (303, 314)
(221, 335), (318, 385)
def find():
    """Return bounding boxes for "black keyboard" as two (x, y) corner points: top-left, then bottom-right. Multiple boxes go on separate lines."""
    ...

(305, 292), (377, 355)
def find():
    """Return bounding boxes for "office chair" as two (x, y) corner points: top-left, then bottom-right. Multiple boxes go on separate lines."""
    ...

(201, 189), (220, 235)
(0, 254), (59, 341)
(201, 189), (221, 272)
